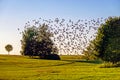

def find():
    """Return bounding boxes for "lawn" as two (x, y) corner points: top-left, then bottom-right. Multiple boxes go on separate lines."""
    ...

(0, 55), (120, 80)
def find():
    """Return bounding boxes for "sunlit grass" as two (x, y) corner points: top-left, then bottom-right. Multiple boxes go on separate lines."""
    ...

(0, 55), (120, 80)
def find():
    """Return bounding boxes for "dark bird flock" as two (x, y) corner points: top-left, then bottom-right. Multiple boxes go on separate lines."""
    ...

(23, 18), (104, 55)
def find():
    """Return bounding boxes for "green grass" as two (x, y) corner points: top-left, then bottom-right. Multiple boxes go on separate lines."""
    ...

(0, 55), (120, 80)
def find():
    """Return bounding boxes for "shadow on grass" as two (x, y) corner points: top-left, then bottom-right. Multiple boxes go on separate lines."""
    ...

(43, 60), (102, 67)
(61, 59), (102, 64)
(32, 57), (102, 64)
(28, 57), (102, 67)
(32, 60), (102, 68)
(74, 60), (102, 64)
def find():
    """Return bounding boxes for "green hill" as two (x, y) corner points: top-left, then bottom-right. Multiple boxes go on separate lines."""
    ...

(0, 55), (120, 80)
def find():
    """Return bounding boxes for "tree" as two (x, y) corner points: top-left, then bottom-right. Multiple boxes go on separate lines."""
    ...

(20, 26), (38, 57)
(36, 24), (55, 57)
(5, 44), (13, 55)
(92, 16), (120, 64)
(82, 42), (97, 60)
(21, 24), (59, 59)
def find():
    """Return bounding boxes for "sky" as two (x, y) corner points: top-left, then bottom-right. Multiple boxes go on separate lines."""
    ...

(0, 0), (120, 55)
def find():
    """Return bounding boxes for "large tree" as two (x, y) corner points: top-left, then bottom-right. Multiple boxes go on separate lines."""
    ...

(92, 17), (120, 64)
(21, 24), (59, 59)
(5, 44), (13, 55)
(35, 24), (55, 58)
(20, 26), (38, 57)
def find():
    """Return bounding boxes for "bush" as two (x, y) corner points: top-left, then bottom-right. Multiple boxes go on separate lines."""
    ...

(40, 54), (60, 60)
(99, 62), (120, 68)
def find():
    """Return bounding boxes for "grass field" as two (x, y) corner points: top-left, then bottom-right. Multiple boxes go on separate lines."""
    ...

(0, 55), (120, 80)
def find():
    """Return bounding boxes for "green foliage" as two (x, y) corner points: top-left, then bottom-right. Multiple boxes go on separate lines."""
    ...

(20, 26), (38, 56)
(92, 16), (120, 63)
(82, 43), (97, 61)
(21, 24), (59, 59)
(5, 44), (13, 55)
(43, 54), (60, 60)
(99, 62), (120, 68)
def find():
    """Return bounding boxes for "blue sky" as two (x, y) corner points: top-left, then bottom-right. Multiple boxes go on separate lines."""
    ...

(0, 0), (120, 55)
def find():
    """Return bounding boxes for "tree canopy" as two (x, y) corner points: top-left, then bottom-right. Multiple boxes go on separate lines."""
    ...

(21, 24), (60, 59)
(5, 44), (13, 55)
(91, 17), (120, 63)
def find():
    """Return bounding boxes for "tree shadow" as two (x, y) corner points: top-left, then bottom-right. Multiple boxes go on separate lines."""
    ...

(37, 60), (102, 67)
(27, 57), (102, 67)
(61, 59), (102, 64)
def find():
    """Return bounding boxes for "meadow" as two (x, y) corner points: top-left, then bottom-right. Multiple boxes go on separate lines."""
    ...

(0, 55), (120, 80)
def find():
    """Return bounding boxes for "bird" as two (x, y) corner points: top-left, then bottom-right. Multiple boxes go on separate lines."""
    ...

(23, 17), (103, 55)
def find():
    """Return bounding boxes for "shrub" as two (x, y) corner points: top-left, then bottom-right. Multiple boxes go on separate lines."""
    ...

(99, 62), (120, 68)
(43, 54), (60, 60)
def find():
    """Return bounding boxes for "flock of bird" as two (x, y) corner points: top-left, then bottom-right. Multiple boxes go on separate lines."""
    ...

(22, 18), (104, 55)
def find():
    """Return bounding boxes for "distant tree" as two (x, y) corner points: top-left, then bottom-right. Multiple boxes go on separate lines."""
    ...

(92, 17), (120, 64)
(5, 44), (13, 55)
(82, 43), (97, 60)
